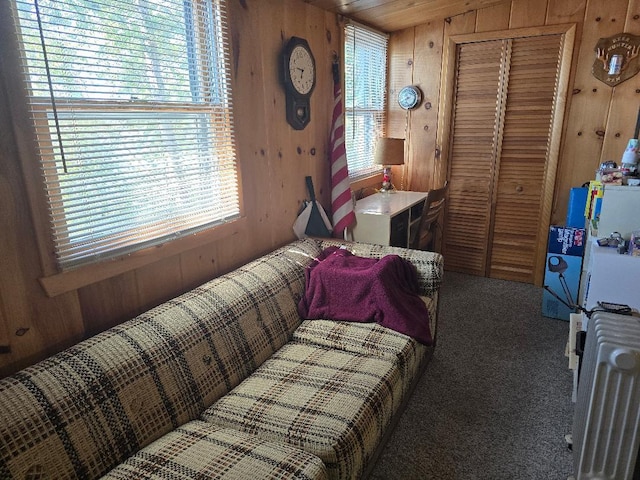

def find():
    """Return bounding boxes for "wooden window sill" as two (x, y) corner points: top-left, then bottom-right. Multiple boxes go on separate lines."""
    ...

(39, 217), (246, 298)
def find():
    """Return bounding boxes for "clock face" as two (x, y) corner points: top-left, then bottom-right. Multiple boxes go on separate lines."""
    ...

(398, 85), (422, 110)
(288, 44), (315, 95)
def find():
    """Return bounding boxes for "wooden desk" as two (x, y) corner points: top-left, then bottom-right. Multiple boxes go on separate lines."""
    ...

(352, 191), (427, 248)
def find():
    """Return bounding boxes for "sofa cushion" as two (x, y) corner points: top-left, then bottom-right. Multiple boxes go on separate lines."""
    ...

(200, 342), (404, 480)
(292, 320), (426, 386)
(0, 239), (322, 480)
(102, 420), (328, 480)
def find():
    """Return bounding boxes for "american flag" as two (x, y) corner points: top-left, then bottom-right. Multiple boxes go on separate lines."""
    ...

(329, 66), (355, 238)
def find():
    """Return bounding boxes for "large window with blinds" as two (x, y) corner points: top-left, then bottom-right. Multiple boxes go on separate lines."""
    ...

(10, 0), (238, 271)
(343, 23), (388, 179)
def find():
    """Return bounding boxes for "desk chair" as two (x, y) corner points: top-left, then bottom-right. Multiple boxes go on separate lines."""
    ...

(410, 182), (448, 251)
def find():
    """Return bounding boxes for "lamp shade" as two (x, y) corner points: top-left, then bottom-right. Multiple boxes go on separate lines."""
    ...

(374, 137), (405, 165)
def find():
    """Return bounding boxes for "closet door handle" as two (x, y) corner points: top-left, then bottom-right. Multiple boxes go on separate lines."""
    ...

(516, 185), (523, 193)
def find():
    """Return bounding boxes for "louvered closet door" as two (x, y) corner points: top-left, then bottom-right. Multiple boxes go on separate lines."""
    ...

(443, 40), (506, 276)
(444, 34), (563, 283)
(490, 35), (563, 282)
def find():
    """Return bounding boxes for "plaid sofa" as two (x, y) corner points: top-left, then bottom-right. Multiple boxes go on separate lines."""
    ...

(0, 238), (443, 480)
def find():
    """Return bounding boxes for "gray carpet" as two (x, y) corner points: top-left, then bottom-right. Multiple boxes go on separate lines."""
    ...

(370, 271), (574, 480)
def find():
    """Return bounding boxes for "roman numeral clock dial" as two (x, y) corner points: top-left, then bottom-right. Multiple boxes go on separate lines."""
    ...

(281, 37), (316, 130)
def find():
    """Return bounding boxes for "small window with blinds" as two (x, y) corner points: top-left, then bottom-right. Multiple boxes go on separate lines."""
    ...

(10, 0), (239, 271)
(344, 22), (388, 180)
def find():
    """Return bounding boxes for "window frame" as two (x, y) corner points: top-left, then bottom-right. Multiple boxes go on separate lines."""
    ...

(343, 22), (389, 181)
(2, 0), (244, 297)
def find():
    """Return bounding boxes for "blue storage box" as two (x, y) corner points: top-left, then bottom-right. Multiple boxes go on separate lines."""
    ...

(566, 187), (587, 228)
(547, 226), (586, 257)
(542, 226), (585, 321)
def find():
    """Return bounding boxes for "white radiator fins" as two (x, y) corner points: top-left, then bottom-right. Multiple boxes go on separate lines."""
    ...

(572, 312), (640, 480)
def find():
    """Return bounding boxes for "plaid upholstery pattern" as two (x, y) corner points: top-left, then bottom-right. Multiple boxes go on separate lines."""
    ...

(200, 342), (404, 480)
(0, 238), (441, 480)
(103, 420), (328, 480)
(316, 239), (444, 298)
(0, 240), (321, 480)
(292, 319), (426, 387)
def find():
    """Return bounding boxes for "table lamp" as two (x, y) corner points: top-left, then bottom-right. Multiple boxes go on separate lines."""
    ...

(374, 137), (405, 193)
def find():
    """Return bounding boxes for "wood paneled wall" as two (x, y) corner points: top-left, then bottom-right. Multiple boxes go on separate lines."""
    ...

(388, 0), (640, 226)
(0, 0), (340, 378)
(2, 0), (639, 377)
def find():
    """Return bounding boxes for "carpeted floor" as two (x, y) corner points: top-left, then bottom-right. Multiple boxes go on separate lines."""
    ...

(370, 271), (574, 480)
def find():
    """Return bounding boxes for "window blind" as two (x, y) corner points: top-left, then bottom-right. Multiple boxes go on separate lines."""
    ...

(11, 0), (239, 271)
(344, 22), (388, 179)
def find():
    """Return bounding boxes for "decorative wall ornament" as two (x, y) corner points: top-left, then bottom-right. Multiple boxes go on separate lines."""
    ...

(592, 33), (640, 87)
(397, 85), (423, 110)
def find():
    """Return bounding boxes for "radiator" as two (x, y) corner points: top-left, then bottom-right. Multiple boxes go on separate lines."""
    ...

(572, 312), (640, 480)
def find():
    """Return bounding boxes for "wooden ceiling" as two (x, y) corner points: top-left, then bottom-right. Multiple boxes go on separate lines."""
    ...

(305, 0), (513, 32)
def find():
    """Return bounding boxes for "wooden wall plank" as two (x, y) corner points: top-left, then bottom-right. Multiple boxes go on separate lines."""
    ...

(385, 27), (415, 194)
(407, 21), (445, 192)
(79, 273), (140, 337)
(179, 244), (223, 294)
(476, 2), (512, 32)
(546, 0), (587, 24)
(259, 1), (293, 248)
(307, 4), (335, 220)
(228, 0), (274, 258)
(552, 0), (629, 224)
(509, 0), (548, 28)
(0, 295), (9, 352)
(135, 256), (184, 313)
(600, 0), (640, 164)
(543, 0), (586, 228)
(445, 11), (479, 36)
(387, 28), (416, 139)
(283, 3), (312, 209)
(309, 9), (339, 212)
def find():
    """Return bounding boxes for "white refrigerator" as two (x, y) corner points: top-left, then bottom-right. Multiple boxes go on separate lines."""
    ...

(579, 185), (640, 321)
